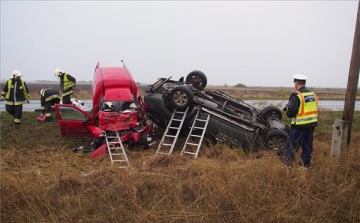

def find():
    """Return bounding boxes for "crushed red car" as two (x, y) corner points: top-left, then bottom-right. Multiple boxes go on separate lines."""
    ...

(54, 62), (154, 158)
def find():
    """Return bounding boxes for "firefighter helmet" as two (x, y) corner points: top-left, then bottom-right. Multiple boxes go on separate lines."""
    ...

(13, 70), (22, 77)
(40, 89), (45, 96)
(54, 68), (64, 77)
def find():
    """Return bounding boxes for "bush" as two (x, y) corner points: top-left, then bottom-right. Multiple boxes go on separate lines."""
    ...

(234, 83), (247, 88)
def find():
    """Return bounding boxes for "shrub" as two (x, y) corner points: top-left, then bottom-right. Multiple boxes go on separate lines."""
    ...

(234, 83), (247, 88)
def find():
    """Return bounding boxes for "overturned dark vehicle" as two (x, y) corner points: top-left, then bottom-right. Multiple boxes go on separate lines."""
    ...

(144, 70), (290, 153)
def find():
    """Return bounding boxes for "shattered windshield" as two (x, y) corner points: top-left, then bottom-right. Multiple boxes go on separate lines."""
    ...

(101, 101), (135, 112)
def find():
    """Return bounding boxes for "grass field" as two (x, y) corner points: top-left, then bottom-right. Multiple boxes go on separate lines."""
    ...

(1, 110), (360, 222)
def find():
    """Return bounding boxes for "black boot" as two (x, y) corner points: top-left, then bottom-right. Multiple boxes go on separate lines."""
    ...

(45, 116), (53, 122)
(15, 123), (21, 129)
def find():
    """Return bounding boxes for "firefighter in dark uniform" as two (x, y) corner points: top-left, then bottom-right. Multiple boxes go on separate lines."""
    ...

(37, 88), (61, 122)
(282, 74), (318, 169)
(54, 68), (76, 104)
(1, 70), (30, 129)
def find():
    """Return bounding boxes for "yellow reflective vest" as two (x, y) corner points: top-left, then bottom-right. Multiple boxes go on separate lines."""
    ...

(291, 91), (318, 126)
(63, 74), (75, 90)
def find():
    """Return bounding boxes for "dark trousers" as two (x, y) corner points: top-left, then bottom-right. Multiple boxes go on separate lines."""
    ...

(44, 98), (61, 117)
(62, 94), (71, 104)
(5, 104), (23, 124)
(283, 127), (315, 168)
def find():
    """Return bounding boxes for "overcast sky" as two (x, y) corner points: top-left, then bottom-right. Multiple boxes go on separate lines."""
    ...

(1, 1), (358, 87)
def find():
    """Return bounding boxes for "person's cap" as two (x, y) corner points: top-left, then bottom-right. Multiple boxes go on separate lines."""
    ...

(292, 74), (308, 82)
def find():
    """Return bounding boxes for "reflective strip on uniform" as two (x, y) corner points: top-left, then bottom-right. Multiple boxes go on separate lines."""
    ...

(62, 90), (73, 96)
(292, 116), (318, 123)
(45, 94), (61, 102)
(5, 101), (26, 105)
(14, 119), (21, 123)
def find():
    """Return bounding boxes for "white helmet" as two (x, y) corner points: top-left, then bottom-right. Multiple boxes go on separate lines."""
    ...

(40, 89), (45, 96)
(54, 68), (64, 77)
(13, 70), (22, 78)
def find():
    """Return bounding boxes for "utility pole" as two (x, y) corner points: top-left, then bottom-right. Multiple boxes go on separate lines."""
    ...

(342, 1), (360, 148)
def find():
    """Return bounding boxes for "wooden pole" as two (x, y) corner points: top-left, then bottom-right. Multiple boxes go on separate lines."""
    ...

(342, 1), (360, 147)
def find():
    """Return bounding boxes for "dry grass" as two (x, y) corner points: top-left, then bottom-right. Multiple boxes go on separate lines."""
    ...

(1, 111), (360, 222)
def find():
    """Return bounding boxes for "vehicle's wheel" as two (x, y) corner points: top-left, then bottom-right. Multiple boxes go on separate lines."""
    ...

(260, 106), (282, 120)
(169, 85), (194, 110)
(266, 129), (288, 155)
(186, 70), (207, 89)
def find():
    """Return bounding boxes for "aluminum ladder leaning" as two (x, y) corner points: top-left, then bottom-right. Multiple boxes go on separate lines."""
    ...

(155, 107), (189, 156)
(181, 112), (210, 158)
(105, 131), (129, 168)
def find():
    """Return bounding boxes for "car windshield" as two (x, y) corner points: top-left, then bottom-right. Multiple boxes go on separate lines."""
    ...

(101, 101), (135, 112)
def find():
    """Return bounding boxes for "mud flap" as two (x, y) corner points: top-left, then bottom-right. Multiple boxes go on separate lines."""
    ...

(90, 144), (107, 159)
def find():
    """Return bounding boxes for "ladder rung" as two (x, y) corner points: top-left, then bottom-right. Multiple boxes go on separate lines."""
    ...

(187, 143), (199, 146)
(108, 141), (120, 144)
(165, 135), (176, 137)
(190, 135), (201, 137)
(175, 111), (185, 114)
(195, 119), (207, 122)
(156, 152), (170, 155)
(172, 119), (182, 121)
(106, 136), (119, 139)
(169, 127), (179, 129)
(161, 143), (173, 146)
(112, 160), (128, 162)
(183, 151), (196, 155)
(193, 127), (205, 129)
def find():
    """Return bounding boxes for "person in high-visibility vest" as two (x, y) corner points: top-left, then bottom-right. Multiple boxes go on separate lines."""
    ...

(282, 74), (318, 169)
(54, 68), (76, 105)
(1, 70), (30, 129)
(37, 88), (61, 122)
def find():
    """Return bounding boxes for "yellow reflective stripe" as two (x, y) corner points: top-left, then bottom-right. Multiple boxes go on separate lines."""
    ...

(14, 119), (21, 123)
(21, 80), (29, 99)
(5, 79), (12, 99)
(45, 113), (51, 117)
(292, 116), (318, 123)
(62, 90), (73, 96)
(5, 101), (25, 105)
(45, 94), (61, 101)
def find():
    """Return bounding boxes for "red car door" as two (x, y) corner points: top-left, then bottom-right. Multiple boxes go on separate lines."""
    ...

(54, 104), (95, 137)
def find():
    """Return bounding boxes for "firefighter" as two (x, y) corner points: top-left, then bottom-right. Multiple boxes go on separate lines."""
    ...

(1, 70), (30, 129)
(54, 68), (76, 105)
(282, 74), (318, 169)
(37, 88), (61, 122)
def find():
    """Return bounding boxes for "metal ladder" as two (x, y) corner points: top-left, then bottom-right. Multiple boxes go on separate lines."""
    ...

(181, 112), (210, 158)
(105, 132), (129, 168)
(155, 107), (189, 156)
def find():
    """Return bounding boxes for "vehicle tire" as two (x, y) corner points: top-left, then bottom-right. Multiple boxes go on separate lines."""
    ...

(266, 129), (288, 155)
(186, 70), (207, 89)
(260, 106), (282, 120)
(169, 85), (194, 110)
